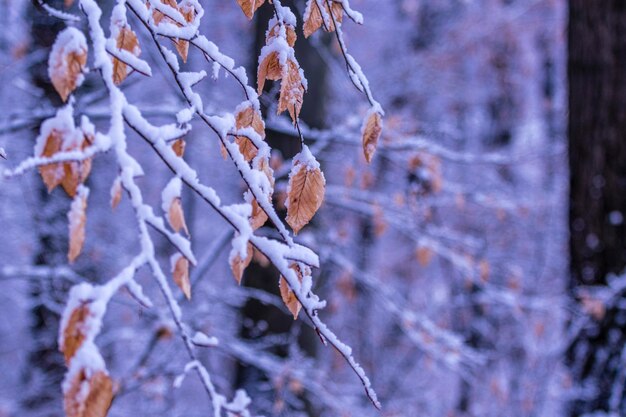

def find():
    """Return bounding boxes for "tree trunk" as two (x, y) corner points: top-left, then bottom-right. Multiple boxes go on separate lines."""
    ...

(235, 3), (327, 415)
(568, 1), (626, 415)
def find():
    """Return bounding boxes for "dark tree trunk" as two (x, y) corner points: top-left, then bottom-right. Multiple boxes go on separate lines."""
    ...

(235, 3), (327, 415)
(568, 1), (626, 415)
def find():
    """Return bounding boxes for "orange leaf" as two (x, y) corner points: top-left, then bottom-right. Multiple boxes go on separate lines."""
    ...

(60, 303), (92, 364)
(49, 28), (87, 102)
(235, 104), (265, 161)
(173, 2), (195, 62)
(61, 133), (93, 197)
(68, 187), (88, 263)
(266, 22), (297, 47)
(286, 156), (325, 234)
(303, 0), (343, 38)
(172, 138), (186, 157)
(113, 26), (140, 85)
(64, 369), (113, 417)
(416, 246), (433, 267)
(236, 0), (266, 19)
(38, 130), (65, 192)
(230, 242), (253, 285)
(279, 264), (306, 319)
(110, 178), (122, 209)
(168, 197), (189, 236)
(250, 198), (268, 230)
(362, 110), (382, 163)
(278, 59), (305, 124)
(257, 51), (282, 95)
(172, 254), (191, 299)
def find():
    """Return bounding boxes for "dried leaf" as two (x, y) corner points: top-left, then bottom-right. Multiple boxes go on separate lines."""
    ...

(172, 138), (186, 157)
(230, 242), (253, 285)
(250, 198), (268, 230)
(266, 22), (297, 47)
(286, 161), (325, 234)
(110, 178), (122, 209)
(152, 0), (178, 25)
(61, 134), (93, 197)
(416, 246), (433, 267)
(60, 303), (92, 364)
(172, 254), (191, 300)
(168, 197), (189, 236)
(219, 142), (229, 160)
(39, 130), (65, 192)
(64, 369), (113, 417)
(236, 0), (265, 19)
(113, 26), (140, 85)
(257, 51), (282, 94)
(279, 264), (305, 319)
(303, 0), (343, 38)
(49, 29), (87, 102)
(173, 3), (195, 62)
(278, 59), (305, 124)
(362, 110), (382, 163)
(235, 104), (265, 161)
(68, 188), (88, 263)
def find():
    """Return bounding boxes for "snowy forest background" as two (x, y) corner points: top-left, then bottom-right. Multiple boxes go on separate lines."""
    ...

(0, 0), (623, 416)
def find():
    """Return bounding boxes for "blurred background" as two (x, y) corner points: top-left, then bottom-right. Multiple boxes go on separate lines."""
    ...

(0, 0), (624, 416)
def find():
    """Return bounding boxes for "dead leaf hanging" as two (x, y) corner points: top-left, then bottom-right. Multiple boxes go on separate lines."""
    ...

(48, 28), (88, 102)
(362, 110), (382, 163)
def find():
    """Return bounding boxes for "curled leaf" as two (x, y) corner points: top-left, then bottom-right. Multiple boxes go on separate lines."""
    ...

(361, 110), (382, 163)
(110, 177), (123, 209)
(68, 186), (89, 263)
(168, 197), (189, 236)
(229, 241), (253, 285)
(279, 264), (308, 319)
(235, 104), (265, 161)
(172, 253), (191, 300)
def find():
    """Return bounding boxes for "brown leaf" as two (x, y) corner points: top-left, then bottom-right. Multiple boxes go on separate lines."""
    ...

(230, 242), (253, 285)
(168, 197), (189, 236)
(219, 141), (229, 160)
(416, 246), (433, 267)
(172, 138), (186, 157)
(110, 178), (122, 209)
(152, 0), (178, 25)
(113, 26), (140, 85)
(173, 3), (195, 62)
(257, 51), (282, 95)
(65, 0), (74, 7)
(235, 104), (265, 161)
(68, 189), (88, 263)
(286, 161), (325, 234)
(362, 111), (382, 163)
(64, 369), (113, 417)
(38, 130), (65, 192)
(236, 0), (266, 19)
(256, 156), (275, 191)
(303, 0), (343, 38)
(172, 254), (191, 300)
(250, 198), (268, 230)
(279, 264), (306, 319)
(278, 59), (305, 124)
(60, 303), (92, 364)
(61, 134), (93, 197)
(49, 31), (87, 102)
(266, 22), (297, 47)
